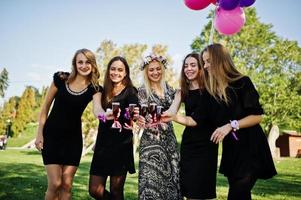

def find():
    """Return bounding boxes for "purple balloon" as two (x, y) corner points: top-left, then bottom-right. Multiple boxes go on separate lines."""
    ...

(219, 0), (240, 10)
(240, 0), (256, 7)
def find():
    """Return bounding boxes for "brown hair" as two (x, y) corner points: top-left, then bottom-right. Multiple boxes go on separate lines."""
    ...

(180, 53), (204, 101)
(68, 48), (100, 90)
(200, 43), (243, 104)
(101, 56), (134, 108)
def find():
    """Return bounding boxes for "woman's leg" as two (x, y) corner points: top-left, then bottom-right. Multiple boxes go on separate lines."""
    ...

(110, 175), (127, 200)
(227, 175), (257, 200)
(45, 164), (63, 200)
(89, 175), (110, 200)
(60, 165), (78, 200)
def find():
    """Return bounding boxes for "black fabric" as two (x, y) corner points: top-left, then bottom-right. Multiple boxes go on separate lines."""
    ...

(199, 76), (277, 179)
(90, 87), (138, 176)
(227, 174), (257, 200)
(180, 89), (218, 199)
(42, 72), (101, 166)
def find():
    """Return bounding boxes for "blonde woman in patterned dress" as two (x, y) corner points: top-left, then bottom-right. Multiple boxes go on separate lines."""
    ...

(137, 55), (182, 200)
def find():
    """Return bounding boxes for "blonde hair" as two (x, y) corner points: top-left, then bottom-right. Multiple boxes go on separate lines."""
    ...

(201, 43), (243, 104)
(68, 48), (100, 90)
(142, 60), (167, 100)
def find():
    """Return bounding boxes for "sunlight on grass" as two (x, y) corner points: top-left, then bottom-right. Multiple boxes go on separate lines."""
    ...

(1, 136), (301, 199)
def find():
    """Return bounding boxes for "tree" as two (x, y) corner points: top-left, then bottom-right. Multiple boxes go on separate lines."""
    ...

(0, 97), (17, 136)
(191, 8), (301, 133)
(0, 68), (9, 98)
(11, 86), (37, 136)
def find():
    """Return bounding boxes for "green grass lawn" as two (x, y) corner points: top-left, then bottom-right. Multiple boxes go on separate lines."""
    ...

(1, 123), (301, 199)
(7, 123), (37, 148)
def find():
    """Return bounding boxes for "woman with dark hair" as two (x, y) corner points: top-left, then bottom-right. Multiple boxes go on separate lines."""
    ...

(35, 48), (102, 200)
(165, 44), (277, 200)
(163, 53), (218, 200)
(89, 56), (138, 200)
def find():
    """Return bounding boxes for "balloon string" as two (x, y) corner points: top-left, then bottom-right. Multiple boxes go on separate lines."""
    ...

(209, 5), (217, 45)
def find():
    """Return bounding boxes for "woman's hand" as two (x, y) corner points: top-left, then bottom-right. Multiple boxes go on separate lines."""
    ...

(34, 133), (44, 152)
(161, 111), (174, 123)
(210, 123), (232, 144)
(136, 115), (146, 128)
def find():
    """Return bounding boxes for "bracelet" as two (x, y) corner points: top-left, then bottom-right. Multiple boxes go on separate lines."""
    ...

(98, 113), (106, 123)
(230, 120), (239, 131)
(230, 120), (239, 141)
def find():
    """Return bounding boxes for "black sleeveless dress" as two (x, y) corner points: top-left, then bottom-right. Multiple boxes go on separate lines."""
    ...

(42, 72), (100, 166)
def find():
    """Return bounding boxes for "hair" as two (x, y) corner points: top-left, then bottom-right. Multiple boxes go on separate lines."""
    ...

(68, 48), (100, 90)
(180, 53), (204, 101)
(200, 43), (243, 104)
(142, 60), (167, 100)
(101, 56), (134, 108)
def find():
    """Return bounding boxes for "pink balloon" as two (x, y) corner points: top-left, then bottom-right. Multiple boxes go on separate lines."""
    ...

(214, 6), (246, 35)
(184, 0), (211, 10)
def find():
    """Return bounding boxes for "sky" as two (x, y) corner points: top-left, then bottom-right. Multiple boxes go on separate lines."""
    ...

(0, 0), (300, 103)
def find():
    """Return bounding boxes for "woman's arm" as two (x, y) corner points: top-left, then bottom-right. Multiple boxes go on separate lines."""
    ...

(92, 92), (105, 118)
(92, 92), (115, 120)
(35, 82), (57, 151)
(166, 90), (181, 115)
(210, 114), (262, 144)
(161, 112), (197, 127)
(173, 114), (197, 127)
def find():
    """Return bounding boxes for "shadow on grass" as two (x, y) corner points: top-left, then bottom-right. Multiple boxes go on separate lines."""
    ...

(252, 172), (301, 198)
(215, 170), (301, 200)
(0, 163), (46, 200)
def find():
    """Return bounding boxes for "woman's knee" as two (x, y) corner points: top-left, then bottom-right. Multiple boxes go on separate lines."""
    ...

(48, 179), (62, 191)
(61, 179), (73, 193)
(89, 185), (104, 198)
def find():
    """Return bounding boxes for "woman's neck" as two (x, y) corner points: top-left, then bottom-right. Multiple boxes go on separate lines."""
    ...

(189, 80), (200, 90)
(74, 74), (89, 85)
(113, 81), (124, 89)
(150, 81), (162, 92)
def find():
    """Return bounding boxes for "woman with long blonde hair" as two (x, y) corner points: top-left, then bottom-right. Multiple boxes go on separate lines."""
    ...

(137, 54), (182, 200)
(35, 48), (102, 200)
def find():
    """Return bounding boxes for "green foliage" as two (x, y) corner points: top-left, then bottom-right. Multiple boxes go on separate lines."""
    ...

(191, 8), (301, 132)
(0, 97), (18, 136)
(95, 40), (177, 87)
(6, 123), (37, 147)
(11, 87), (38, 137)
(81, 102), (99, 147)
(0, 68), (9, 98)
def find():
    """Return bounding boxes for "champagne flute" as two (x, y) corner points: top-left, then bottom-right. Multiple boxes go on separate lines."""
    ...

(156, 105), (163, 122)
(128, 103), (136, 126)
(112, 102), (120, 128)
(148, 103), (157, 123)
(140, 104), (148, 118)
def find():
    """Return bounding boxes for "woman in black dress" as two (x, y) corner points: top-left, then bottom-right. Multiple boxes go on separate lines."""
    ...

(89, 56), (138, 200)
(201, 43), (277, 200)
(163, 53), (218, 199)
(34, 49), (102, 200)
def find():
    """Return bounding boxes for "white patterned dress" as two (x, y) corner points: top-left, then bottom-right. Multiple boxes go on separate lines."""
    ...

(138, 84), (182, 200)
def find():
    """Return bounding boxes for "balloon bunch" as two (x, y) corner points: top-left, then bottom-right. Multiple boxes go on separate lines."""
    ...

(184, 0), (255, 35)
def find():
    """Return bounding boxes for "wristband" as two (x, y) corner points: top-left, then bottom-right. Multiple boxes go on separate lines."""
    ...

(230, 120), (239, 131)
(98, 113), (106, 123)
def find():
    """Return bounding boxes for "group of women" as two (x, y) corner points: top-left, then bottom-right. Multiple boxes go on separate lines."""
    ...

(35, 43), (277, 200)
